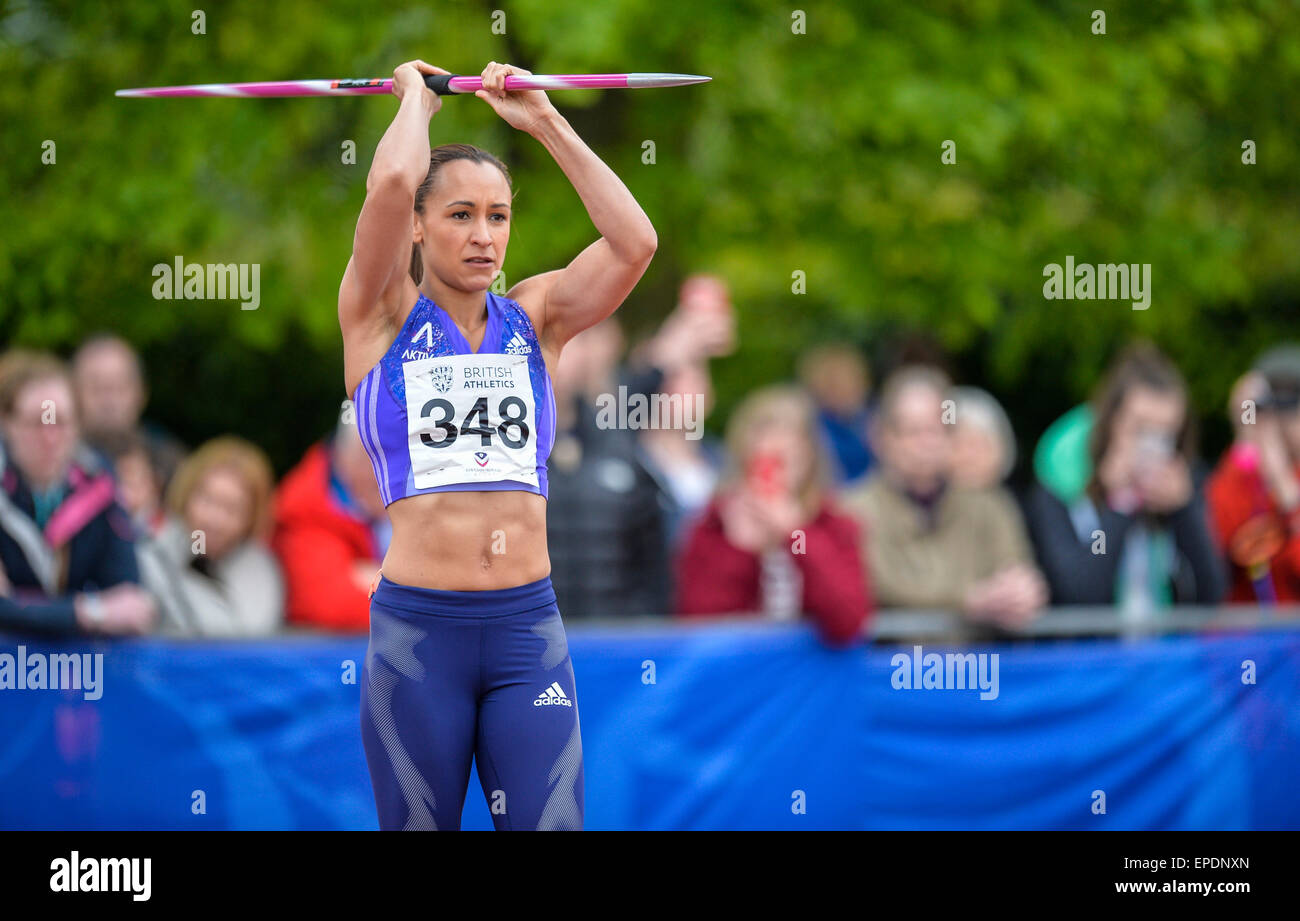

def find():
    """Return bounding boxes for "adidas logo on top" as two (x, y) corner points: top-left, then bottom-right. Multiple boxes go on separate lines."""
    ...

(504, 331), (532, 355)
(534, 681), (572, 707)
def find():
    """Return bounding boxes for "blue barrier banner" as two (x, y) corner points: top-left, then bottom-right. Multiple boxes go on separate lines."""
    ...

(1, 625), (1297, 830)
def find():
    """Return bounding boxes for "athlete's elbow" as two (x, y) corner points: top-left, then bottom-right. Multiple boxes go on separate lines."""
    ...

(364, 168), (392, 195)
(623, 228), (657, 265)
(365, 168), (417, 200)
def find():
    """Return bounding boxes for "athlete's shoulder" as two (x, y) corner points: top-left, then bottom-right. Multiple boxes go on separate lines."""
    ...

(486, 292), (541, 360)
(504, 271), (560, 330)
(488, 289), (537, 336)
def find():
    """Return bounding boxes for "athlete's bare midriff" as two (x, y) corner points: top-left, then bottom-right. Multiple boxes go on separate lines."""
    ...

(379, 489), (551, 591)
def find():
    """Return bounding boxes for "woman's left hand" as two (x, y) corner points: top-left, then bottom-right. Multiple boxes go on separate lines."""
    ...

(475, 61), (559, 134)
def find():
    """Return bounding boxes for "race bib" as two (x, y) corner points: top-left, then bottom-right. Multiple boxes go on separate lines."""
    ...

(402, 353), (538, 489)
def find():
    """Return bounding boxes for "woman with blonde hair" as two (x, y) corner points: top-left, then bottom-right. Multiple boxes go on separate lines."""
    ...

(673, 385), (872, 645)
(140, 436), (284, 636)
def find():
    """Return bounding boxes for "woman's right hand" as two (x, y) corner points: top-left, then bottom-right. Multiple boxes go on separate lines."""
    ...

(720, 488), (806, 554)
(391, 60), (450, 115)
(719, 491), (774, 554)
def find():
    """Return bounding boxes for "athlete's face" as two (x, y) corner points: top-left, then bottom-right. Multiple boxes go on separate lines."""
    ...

(416, 159), (512, 292)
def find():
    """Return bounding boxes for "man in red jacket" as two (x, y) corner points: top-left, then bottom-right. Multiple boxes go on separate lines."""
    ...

(1207, 347), (1300, 603)
(272, 425), (390, 632)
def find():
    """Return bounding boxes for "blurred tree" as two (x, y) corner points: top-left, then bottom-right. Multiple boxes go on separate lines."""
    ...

(0, 0), (1296, 471)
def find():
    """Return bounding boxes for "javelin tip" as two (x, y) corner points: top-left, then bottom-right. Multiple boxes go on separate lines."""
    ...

(626, 73), (712, 88)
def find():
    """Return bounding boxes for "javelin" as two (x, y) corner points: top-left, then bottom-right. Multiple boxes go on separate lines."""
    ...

(115, 72), (710, 98)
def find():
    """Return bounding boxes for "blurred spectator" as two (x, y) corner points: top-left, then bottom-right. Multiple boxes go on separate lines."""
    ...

(674, 384), (872, 646)
(72, 334), (186, 491)
(98, 428), (168, 536)
(798, 343), (875, 484)
(843, 365), (1045, 629)
(546, 318), (671, 619)
(629, 274), (736, 386)
(948, 386), (1017, 490)
(629, 274), (735, 552)
(144, 436), (283, 636)
(1227, 369), (1269, 445)
(638, 360), (727, 552)
(1024, 344), (1225, 613)
(0, 350), (156, 636)
(546, 276), (736, 617)
(1207, 346), (1300, 603)
(271, 423), (390, 632)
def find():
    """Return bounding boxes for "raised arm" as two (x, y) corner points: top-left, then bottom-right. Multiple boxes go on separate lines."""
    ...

(522, 112), (657, 348)
(474, 63), (657, 349)
(338, 61), (446, 336)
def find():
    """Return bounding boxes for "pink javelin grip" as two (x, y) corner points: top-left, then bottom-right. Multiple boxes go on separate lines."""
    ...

(115, 72), (710, 98)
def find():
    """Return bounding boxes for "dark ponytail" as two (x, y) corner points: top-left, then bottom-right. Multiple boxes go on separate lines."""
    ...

(409, 144), (513, 285)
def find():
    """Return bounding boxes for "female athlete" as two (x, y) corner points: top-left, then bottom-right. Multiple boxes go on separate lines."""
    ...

(339, 60), (657, 830)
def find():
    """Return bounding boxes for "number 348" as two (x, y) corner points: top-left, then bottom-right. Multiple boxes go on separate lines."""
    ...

(419, 396), (530, 449)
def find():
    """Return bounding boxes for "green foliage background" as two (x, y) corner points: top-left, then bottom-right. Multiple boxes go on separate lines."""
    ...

(2, 0), (1297, 473)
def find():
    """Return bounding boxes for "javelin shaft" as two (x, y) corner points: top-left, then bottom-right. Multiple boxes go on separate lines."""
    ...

(115, 72), (710, 98)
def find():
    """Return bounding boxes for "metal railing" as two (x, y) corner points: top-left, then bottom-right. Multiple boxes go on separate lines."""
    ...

(17, 604), (1293, 645)
(560, 604), (1300, 644)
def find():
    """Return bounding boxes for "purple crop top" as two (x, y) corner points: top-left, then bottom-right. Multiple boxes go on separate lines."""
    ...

(352, 291), (556, 505)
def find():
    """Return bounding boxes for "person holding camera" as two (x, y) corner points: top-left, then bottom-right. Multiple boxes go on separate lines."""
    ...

(1207, 346), (1300, 603)
(674, 385), (872, 646)
(1024, 344), (1226, 614)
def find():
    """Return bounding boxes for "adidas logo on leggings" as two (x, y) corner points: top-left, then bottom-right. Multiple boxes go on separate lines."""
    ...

(534, 681), (572, 707)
